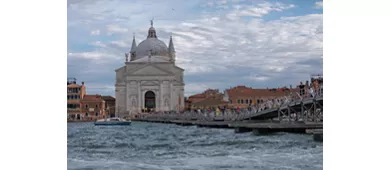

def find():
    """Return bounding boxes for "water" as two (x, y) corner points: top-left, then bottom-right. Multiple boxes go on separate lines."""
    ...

(68, 122), (322, 170)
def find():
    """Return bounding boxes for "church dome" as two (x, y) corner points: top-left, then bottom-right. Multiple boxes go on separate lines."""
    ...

(135, 38), (169, 59)
(133, 20), (169, 60)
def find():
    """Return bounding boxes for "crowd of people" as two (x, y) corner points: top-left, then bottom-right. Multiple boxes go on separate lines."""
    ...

(140, 80), (323, 120)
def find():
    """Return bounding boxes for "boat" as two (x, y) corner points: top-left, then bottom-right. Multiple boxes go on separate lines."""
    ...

(94, 117), (132, 126)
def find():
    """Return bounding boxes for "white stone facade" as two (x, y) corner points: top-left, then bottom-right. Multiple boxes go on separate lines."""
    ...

(115, 22), (184, 117)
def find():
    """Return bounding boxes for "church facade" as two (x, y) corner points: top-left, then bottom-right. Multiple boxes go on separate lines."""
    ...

(115, 21), (185, 117)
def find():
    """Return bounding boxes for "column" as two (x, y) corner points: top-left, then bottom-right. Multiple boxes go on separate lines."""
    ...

(170, 81), (173, 111)
(159, 80), (163, 111)
(125, 83), (129, 112)
(138, 80), (141, 113)
(115, 88), (118, 117)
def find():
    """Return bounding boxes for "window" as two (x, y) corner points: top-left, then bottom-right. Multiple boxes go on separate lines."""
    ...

(246, 99), (248, 104)
(240, 99), (243, 104)
(95, 104), (98, 108)
(249, 100), (252, 104)
(261, 99), (264, 103)
(85, 104), (89, 109)
(237, 99), (240, 103)
(67, 95), (70, 100)
(95, 112), (98, 116)
(67, 104), (80, 109)
(257, 99), (260, 104)
(229, 100), (232, 104)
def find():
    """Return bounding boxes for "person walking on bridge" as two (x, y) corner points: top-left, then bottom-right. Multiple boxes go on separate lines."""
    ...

(299, 82), (305, 97)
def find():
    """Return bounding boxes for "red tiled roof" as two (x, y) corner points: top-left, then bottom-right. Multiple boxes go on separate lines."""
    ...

(81, 94), (103, 102)
(189, 93), (205, 98)
(101, 96), (115, 101)
(226, 86), (294, 98)
(192, 96), (227, 107)
(67, 84), (82, 88)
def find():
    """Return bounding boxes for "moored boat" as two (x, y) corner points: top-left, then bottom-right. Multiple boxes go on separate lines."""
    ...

(94, 117), (131, 126)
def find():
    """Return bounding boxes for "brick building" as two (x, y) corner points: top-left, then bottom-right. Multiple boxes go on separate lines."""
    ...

(184, 85), (299, 110)
(67, 78), (107, 121)
(186, 89), (226, 109)
(80, 94), (106, 120)
(222, 85), (294, 108)
(67, 78), (86, 120)
(101, 96), (116, 117)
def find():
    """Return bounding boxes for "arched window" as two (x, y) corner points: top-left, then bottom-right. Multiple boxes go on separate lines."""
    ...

(246, 99), (248, 104)
(237, 99), (240, 103)
(95, 104), (98, 108)
(85, 104), (89, 109)
(257, 99), (260, 104)
(261, 99), (264, 103)
(240, 99), (243, 104)
(249, 99), (252, 104)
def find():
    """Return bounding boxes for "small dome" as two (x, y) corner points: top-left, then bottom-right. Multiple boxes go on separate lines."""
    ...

(135, 38), (169, 60)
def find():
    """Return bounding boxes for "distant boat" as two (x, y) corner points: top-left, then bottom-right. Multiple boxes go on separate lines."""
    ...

(94, 117), (131, 126)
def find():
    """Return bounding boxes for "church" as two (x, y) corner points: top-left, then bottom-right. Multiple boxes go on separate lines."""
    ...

(115, 21), (185, 117)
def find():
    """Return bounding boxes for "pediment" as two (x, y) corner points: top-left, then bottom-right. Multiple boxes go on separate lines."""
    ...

(129, 64), (172, 76)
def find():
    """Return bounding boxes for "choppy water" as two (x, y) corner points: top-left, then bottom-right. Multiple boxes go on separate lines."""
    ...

(68, 122), (322, 170)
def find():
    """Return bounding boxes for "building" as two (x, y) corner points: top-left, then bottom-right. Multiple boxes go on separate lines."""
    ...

(115, 21), (185, 117)
(222, 85), (293, 108)
(186, 89), (226, 109)
(79, 94), (106, 119)
(67, 78), (86, 120)
(101, 96), (116, 117)
(67, 78), (107, 121)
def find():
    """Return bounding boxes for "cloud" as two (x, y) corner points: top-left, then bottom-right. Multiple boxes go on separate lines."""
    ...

(90, 29), (100, 35)
(216, 0), (227, 5)
(185, 82), (223, 96)
(68, 51), (116, 60)
(315, 1), (323, 9)
(90, 41), (106, 48)
(106, 24), (128, 35)
(109, 41), (129, 48)
(83, 83), (115, 95)
(226, 2), (295, 19)
(68, 0), (322, 96)
(246, 73), (271, 81)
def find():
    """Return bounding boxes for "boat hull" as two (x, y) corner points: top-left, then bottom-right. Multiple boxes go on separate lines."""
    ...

(94, 121), (132, 126)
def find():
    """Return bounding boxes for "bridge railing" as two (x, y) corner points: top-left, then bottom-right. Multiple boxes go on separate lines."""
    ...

(139, 86), (323, 121)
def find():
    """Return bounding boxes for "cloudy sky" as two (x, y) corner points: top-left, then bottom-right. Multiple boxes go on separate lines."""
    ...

(67, 0), (323, 97)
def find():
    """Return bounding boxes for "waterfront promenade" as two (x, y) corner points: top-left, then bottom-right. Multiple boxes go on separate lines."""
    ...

(132, 89), (323, 140)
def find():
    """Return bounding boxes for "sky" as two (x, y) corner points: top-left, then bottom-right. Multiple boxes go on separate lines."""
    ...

(67, 0), (323, 97)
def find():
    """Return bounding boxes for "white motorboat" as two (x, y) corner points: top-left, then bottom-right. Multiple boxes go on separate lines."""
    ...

(94, 117), (131, 126)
